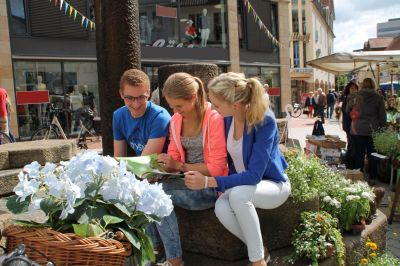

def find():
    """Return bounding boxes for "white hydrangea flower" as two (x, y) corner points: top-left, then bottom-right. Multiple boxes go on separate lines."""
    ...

(14, 172), (40, 201)
(28, 197), (43, 212)
(361, 191), (375, 201)
(323, 195), (332, 202)
(343, 187), (357, 193)
(23, 161), (41, 179)
(137, 183), (173, 218)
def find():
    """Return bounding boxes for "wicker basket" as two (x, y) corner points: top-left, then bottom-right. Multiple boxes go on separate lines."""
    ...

(3, 226), (131, 266)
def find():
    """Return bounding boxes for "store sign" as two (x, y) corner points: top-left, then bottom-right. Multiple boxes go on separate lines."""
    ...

(156, 5), (177, 18)
(267, 87), (281, 96)
(151, 39), (195, 48)
(16, 91), (50, 105)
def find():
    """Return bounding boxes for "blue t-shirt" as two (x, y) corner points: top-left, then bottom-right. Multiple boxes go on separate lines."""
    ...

(112, 102), (171, 155)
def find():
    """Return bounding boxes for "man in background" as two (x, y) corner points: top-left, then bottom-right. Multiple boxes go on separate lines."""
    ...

(0, 88), (8, 136)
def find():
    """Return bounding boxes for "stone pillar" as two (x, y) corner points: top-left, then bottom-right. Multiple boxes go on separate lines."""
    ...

(278, 0), (291, 114)
(226, 0), (240, 72)
(158, 64), (218, 114)
(95, 1), (140, 156)
(0, 0), (17, 137)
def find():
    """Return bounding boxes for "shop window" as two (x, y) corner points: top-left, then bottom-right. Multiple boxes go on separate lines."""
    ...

(7, 0), (27, 34)
(13, 61), (99, 139)
(139, 0), (227, 48)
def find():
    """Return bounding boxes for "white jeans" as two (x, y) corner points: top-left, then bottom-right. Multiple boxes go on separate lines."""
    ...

(215, 179), (291, 262)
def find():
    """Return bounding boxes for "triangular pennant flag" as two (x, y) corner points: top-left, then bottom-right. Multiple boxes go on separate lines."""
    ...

(243, 0), (246, 7)
(247, 3), (251, 13)
(55, 0), (58, 6)
(65, 3), (69, 14)
(258, 19), (263, 29)
(93, 23), (96, 30)
(60, 0), (64, 10)
(74, 9), (78, 20)
(86, 19), (89, 28)
(81, 16), (86, 26)
(49, 0), (52, 2)
(69, 6), (73, 16)
(90, 21), (93, 30)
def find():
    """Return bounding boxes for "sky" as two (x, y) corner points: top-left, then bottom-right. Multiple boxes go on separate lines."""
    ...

(333, 0), (400, 52)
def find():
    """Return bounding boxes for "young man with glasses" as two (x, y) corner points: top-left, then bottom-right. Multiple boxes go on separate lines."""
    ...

(113, 69), (171, 157)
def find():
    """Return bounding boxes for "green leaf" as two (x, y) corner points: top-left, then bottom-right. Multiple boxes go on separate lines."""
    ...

(137, 229), (155, 262)
(73, 223), (104, 237)
(77, 212), (90, 224)
(103, 215), (123, 228)
(73, 223), (89, 237)
(114, 203), (131, 217)
(13, 219), (47, 228)
(84, 183), (97, 195)
(6, 195), (29, 214)
(118, 227), (141, 250)
(87, 224), (104, 237)
(40, 198), (60, 215)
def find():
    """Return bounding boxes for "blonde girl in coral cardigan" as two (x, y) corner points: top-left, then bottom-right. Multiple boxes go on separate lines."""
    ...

(155, 72), (228, 266)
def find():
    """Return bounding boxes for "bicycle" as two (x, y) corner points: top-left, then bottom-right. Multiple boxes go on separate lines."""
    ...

(31, 104), (67, 141)
(31, 104), (101, 149)
(285, 102), (303, 118)
(0, 131), (12, 145)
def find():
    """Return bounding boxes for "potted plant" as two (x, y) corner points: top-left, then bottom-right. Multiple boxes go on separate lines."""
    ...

(339, 181), (375, 233)
(4, 151), (174, 265)
(291, 211), (345, 266)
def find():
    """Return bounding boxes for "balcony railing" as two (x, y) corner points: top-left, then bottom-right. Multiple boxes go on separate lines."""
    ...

(290, 67), (314, 74)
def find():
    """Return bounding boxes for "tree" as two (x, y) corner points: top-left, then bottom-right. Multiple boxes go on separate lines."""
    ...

(94, 1), (140, 156)
(337, 75), (348, 91)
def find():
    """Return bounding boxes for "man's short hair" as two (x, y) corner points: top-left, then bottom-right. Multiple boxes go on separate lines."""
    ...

(119, 69), (150, 91)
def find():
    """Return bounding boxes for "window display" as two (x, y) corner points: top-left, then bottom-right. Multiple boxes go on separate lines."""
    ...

(139, 0), (227, 48)
(13, 61), (99, 139)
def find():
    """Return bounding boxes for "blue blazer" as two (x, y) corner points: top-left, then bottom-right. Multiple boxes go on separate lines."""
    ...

(215, 110), (288, 192)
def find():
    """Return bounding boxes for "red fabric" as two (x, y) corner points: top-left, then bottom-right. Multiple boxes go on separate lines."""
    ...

(186, 26), (196, 36)
(0, 88), (8, 119)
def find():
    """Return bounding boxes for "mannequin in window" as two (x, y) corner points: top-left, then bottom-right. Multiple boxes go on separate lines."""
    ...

(185, 19), (197, 44)
(82, 84), (96, 113)
(70, 85), (83, 111)
(36, 75), (47, 90)
(200, 8), (210, 47)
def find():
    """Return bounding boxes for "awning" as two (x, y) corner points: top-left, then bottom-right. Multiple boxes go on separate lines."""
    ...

(306, 51), (400, 75)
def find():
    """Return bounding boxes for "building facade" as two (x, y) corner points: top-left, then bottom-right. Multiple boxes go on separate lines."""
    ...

(377, 18), (400, 38)
(289, 0), (335, 103)
(2, 0), (290, 140)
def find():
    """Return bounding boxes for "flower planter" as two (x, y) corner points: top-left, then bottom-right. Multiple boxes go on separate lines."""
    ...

(3, 226), (131, 266)
(351, 219), (366, 234)
(320, 243), (336, 260)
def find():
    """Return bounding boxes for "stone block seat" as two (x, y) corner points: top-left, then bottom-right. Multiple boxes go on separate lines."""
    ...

(0, 139), (77, 197)
(176, 197), (319, 261)
(176, 199), (388, 266)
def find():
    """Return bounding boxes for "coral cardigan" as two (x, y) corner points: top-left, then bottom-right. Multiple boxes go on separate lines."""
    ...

(168, 102), (228, 177)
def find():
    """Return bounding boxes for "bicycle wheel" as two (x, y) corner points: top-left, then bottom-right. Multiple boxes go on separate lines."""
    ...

(78, 131), (89, 149)
(291, 107), (303, 118)
(31, 127), (59, 141)
(0, 132), (12, 144)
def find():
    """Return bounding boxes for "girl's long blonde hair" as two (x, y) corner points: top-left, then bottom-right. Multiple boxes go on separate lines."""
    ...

(163, 72), (207, 125)
(208, 72), (268, 132)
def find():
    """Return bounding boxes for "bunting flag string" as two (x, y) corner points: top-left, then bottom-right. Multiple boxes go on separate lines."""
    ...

(47, 0), (95, 31)
(243, 0), (281, 48)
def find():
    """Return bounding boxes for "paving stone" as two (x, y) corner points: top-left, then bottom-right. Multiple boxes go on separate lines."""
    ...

(176, 196), (319, 261)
